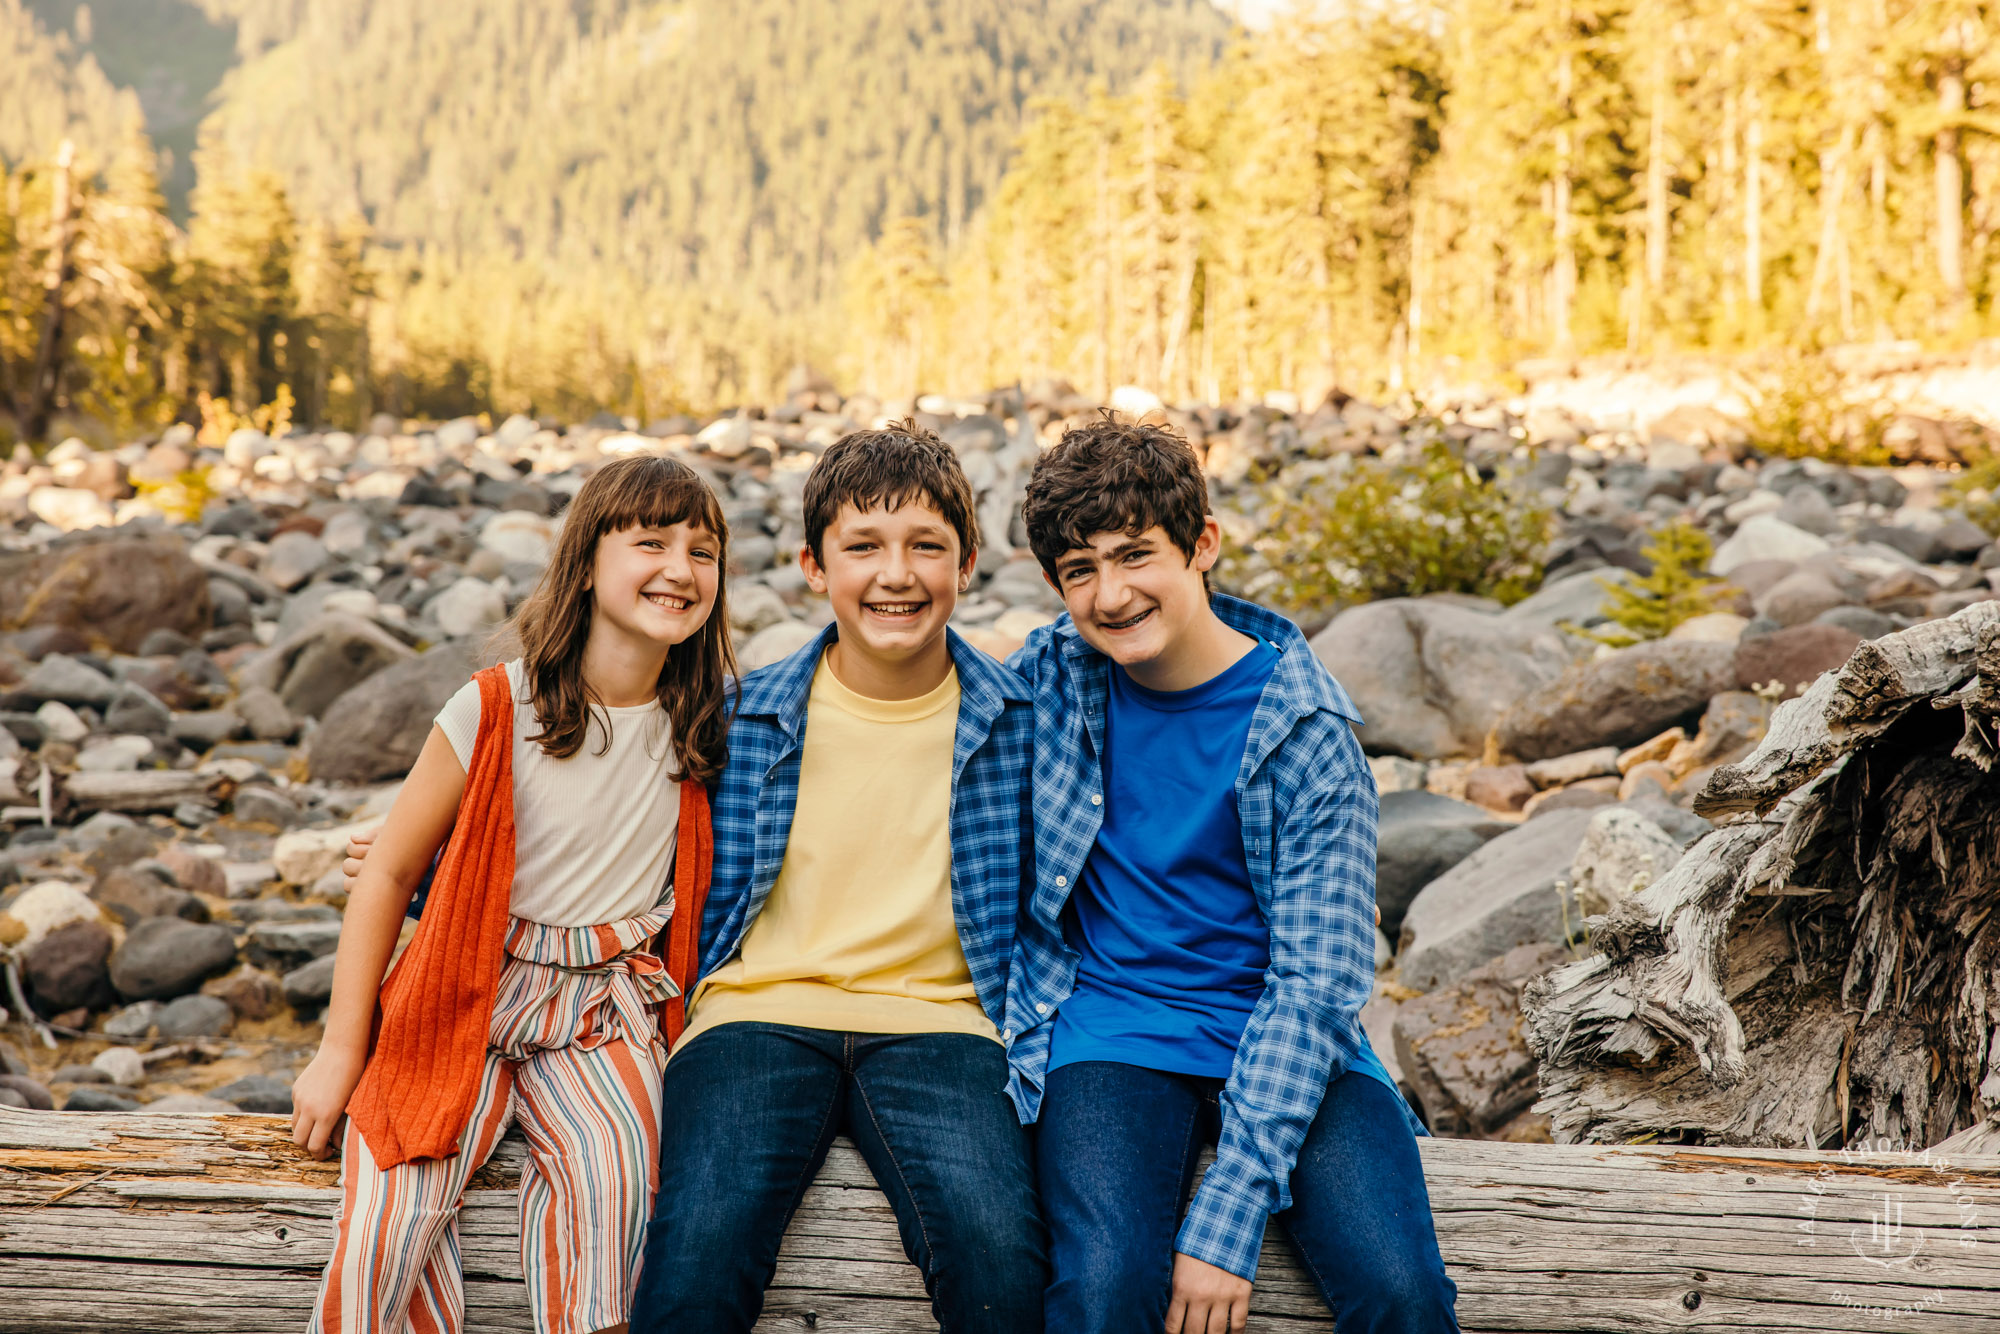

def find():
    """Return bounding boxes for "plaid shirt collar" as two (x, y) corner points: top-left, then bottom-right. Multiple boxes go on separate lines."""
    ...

(734, 621), (1032, 734)
(1045, 591), (1363, 733)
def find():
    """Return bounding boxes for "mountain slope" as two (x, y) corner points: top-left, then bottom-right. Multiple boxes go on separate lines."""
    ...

(194, 0), (1232, 310)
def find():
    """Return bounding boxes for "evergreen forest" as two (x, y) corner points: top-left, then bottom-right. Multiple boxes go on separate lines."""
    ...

(1, 0), (1996, 435)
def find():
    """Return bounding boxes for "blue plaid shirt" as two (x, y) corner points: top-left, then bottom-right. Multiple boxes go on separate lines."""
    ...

(698, 625), (1035, 1061)
(1006, 594), (1404, 1281)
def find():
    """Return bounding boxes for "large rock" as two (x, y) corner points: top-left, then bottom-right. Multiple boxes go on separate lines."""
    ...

(0, 881), (100, 953)
(0, 536), (211, 653)
(1755, 570), (1851, 627)
(282, 953), (338, 1010)
(1392, 941), (1570, 1137)
(741, 620), (821, 672)
(23, 919), (115, 1013)
(1733, 622), (1861, 698)
(308, 642), (476, 783)
(247, 613), (417, 719)
(1710, 515), (1831, 576)
(1310, 599), (1577, 759)
(1566, 807), (1683, 915)
(1493, 640), (1737, 762)
(1398, 806), (1597, 992)
(1375, 790), (1509, 938)
(108, 918), (239, 1000)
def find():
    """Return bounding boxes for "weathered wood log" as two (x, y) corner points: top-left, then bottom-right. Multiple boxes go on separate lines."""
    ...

(5, 1107), (2000, 1332)
(60, 770), (223, 814)
(1528, 602), (2000, 1152)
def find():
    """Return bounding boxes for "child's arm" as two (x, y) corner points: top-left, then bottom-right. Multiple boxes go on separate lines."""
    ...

(290, 726), (468, 1158)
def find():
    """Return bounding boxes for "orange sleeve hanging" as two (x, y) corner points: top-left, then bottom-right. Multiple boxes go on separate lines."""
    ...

(660, 778), (713, 1049)
(346, 664), (518, 1170)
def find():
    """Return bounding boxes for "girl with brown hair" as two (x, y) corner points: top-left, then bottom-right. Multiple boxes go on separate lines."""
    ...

(290, 453), (735, 1334)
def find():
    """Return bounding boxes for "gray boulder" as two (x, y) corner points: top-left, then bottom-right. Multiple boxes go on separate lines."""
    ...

(243, 613), (418, 720)
(282, 953), (338, 1010)
(1375, 790), (1508, 938)
(1398, 806), (1597, 992)
(108, 918), (239, 1000)
(65, 1087), (141, 1111)
(210, 1074), (293, 1114)
(1493, 640), (1737, 762)
(19, 654), (116, 706)
(103, 683), (174, 738)
(1392, 941), (1569, 1137)
(309, 642), (476, 783)
(154, 993), (235, 1039)
(1310, 598), (1576, 759)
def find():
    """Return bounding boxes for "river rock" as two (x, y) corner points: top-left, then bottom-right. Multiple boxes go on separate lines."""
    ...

(108, 917), (239, 1000)
(65, 1087), (140, 1111)
(1398, 806), (1597, 992)
(1311, 599), (1576, 759)
(309, 642), (475, 783)
(1733, 622), (1862, 697)
(1567, 807), (1683, 915)
(22, 919), (115, 1013)
(91, 863), (207, 926)
(154, 993), (235, 1038)
(209, 1074), (293, 1114)
(19, 654), (116, 706)
(0, 881), (100, 952)
(1493, 640), (1737, 762)
(0, 1074), (55, 1110)
(262, 531), (331, 591)
(103, 683), (173, 738)
(480, 511), (558, 567)
(92, 1046), (145, 1085)
(1392, 941), (1570, 1137)
(1710, 515), (1831, 576)
(283, 953), (338, 1010)
(0, 536), (212, 652)
(263, 614), (416, 719)
(1755, 570), (1851, 627)
(427, 577), (507, 637)
(1375, 790), (1507, 938)
(741, 620), (821, 672)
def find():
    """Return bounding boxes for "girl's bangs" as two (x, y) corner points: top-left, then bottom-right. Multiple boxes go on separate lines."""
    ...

(591, 458), (726, 538)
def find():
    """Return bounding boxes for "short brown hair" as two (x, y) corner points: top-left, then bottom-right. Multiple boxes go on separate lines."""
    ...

(802, 420), (979, 564)
(1023, 414), (1210, 580)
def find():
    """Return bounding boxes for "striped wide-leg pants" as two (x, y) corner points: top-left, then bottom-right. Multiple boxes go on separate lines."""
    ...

(310, 910), (675, 1334)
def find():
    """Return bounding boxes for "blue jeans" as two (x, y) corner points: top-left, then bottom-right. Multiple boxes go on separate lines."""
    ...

(631, 1022), (1046, 1333)
(1039, 1062), (1459, 1334)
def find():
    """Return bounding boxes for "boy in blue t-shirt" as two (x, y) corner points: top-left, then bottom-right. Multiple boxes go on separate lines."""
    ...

(1007, 418), (1458, 1333)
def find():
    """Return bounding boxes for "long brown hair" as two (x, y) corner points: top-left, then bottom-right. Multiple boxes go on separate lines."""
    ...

(510, 453), (736, 785)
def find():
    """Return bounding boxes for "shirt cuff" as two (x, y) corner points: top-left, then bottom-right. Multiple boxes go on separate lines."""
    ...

(1174, 1168), (1274, 1282)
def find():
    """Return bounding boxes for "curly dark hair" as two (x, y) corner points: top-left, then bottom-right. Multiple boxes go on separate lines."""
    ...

(1022, 413), (1210, 584)
(802, 420), (980, 564)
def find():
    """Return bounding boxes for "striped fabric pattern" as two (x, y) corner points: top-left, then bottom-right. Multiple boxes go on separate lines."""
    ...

(311, 916), (671, 1334)
(700, 625), (1035, 1041)
(1005, 594), (1390, 1282)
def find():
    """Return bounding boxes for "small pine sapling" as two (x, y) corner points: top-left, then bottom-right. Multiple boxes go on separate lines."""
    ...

(1587, 521), (1722, 647)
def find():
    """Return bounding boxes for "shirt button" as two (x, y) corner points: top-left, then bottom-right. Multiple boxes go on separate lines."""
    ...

(1090, 794), (1102, 806)
(1035, 1003), (1050, 1014)
(1055, 875), (1068, 888)
(1001, 1029), (1012, 1042)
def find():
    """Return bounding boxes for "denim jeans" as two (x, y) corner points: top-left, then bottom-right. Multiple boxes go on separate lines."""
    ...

(1038, 1061), (1459, 1334)
(631, 1022), (1046, 1333)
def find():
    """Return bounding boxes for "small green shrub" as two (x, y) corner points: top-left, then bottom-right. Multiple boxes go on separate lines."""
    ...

(1219, 440), (1552, 614)
(1950, 456), (2000, 536)
(1742, 350), (1893, 466)
(1581, 520), (1722, 647)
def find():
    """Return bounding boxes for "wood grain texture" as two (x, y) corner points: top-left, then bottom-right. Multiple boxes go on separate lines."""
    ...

(6, 1108), (2000, 1332)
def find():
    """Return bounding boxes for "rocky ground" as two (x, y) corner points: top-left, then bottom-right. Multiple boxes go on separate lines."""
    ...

(3, 382), (1998, 1142)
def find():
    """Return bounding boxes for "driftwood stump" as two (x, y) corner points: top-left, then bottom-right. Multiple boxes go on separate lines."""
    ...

(1524, 601), (2000, 1153)
(5, 1107), (2000, 1332)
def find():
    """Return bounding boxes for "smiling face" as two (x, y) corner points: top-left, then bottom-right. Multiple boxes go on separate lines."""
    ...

(589, 520), (721, 650)
(1049, 519), (1223, 673)
(801, 499), (973, 684)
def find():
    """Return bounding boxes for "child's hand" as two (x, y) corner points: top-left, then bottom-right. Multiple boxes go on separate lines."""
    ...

(291, 1045), (367, 1160)
(342, 829), (378, 890)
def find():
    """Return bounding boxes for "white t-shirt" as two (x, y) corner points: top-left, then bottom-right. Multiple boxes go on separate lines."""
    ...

(433, 659), (680, 927)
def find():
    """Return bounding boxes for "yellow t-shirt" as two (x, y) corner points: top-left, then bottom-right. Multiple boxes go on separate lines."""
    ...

(678, 657), (999, 1048)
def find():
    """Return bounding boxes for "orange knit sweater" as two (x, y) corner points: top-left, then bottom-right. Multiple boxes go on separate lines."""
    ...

(347, 664), (715, 1169)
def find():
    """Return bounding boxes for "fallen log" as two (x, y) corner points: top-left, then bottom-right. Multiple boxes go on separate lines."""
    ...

(4, 1107), (2000, 1332)
(1525, 602), (2000, 1152)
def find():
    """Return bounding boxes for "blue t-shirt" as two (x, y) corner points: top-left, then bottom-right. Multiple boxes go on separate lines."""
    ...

(1050, 640), (1398, 1093)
